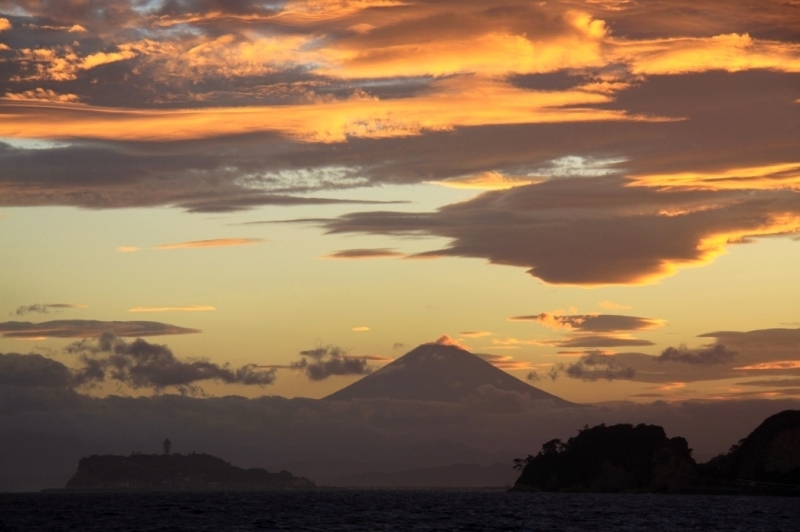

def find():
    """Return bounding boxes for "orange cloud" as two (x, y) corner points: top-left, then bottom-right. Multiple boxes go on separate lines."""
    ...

(117, 246), (140, 253)
(352, 326), (370, 331)
(615, 34), (800, 75)
(129, 306), (216, 312)
(459, 331), (493, 338)
(0, 18), (10, 31)
(431, 171), (542, 191)
(628, 162), (800, 191)
(3, 88), (81, 103)
(0, 77), (654, 143)
(735, 361), (800, 371)
(155, 238), (264, 250)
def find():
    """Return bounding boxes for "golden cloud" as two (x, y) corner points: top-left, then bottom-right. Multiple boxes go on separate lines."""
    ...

(0, 78), (653, 143)
(628, 162), (800, 191)
(431, 171), (543, 191)
(155, 238), (264, 250)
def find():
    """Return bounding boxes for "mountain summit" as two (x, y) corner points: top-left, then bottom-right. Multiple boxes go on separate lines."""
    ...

(324, 342), (570, 404)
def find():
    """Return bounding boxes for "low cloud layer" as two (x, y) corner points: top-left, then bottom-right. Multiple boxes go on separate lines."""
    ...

(290, 345), (377, 381)
(0, 319), (201, 338)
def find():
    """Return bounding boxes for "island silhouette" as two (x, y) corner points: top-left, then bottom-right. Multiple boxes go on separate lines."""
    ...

(61, 441), (314, 491)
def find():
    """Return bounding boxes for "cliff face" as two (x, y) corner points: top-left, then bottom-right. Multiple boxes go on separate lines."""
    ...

(65, 453), (314, 490)
(512, 423), (697, 493)
(701, 409), (800, 485)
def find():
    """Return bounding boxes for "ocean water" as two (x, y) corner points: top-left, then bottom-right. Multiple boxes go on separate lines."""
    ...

(0, 490), (798, 531)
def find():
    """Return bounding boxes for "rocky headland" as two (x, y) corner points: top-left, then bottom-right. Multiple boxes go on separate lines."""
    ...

(512, 410), (800, 495)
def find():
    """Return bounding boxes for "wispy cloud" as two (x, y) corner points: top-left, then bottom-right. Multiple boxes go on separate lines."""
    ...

(459, 331), (493, 338)
(155, 238), (264, 250)
(117, 246), (140, 253)
(321, 248), (405, 259)
(0, 320), (200, 338)
(13, 303), (86, 316)
(351, 326), (370, 331)
(599, 301), (632, 310)
(129, 306), (216, 313)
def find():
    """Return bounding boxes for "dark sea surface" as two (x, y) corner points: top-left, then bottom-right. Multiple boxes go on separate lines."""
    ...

(1, 490), (799, 532)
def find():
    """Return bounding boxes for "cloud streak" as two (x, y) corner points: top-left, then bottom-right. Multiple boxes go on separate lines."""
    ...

(155, 238), (264, 250)
(129, 306), (216, 313)
(321, 248), (405, 260)
(13, 303), (86, 316)
(0, 320), (201, 338)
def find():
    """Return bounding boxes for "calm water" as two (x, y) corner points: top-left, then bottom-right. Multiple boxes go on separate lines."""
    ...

(0, 490), (798, 531)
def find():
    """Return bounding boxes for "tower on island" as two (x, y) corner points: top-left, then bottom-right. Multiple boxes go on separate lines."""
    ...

(163, 438), (171, 455)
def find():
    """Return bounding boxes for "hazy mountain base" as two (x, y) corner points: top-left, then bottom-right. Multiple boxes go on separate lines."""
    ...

(2, 385), (800, 491)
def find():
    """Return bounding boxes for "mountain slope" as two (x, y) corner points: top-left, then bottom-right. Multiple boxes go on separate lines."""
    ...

(324, 343), (570, 404)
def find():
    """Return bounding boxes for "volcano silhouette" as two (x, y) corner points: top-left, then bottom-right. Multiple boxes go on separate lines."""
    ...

(325, 342), (571, 404)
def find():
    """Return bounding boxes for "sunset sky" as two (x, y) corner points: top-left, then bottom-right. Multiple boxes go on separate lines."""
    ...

(2, 0), (800, 404)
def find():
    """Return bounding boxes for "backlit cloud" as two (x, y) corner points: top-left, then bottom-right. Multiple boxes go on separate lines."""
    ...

(321, 176), (800, 285)
(155, 238), (264, 250)
(0, 320), (201, 338)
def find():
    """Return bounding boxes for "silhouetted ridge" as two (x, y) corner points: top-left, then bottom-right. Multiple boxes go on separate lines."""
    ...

(64, 453), (314, 490)
(701, 409), (800, 485)
(324, 343), (570, 404)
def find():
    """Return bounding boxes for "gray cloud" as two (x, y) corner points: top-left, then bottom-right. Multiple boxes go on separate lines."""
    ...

(321, 248), (405, 260)
(555, 334), (655, 348)
(290, 345), (373, 381)
(320, 174), (800, 286)
(64, 333), (276, 392)
(510, 313), (664, 332)
(550, 351), (637, 382)
(657, 344), (737, 365)
(0, 319), (201, 338)
(13, 303), (84, 316)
